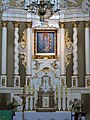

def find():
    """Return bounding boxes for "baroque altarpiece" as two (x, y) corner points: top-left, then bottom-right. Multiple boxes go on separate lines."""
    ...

(0, 0), (90, 112)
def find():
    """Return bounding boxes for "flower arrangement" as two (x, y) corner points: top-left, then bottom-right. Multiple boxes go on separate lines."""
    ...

(7, 97), (20, 111)
(69, 98), (82, 112)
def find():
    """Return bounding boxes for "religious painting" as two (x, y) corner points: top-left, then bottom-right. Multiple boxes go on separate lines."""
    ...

(34, 28), (57, 59)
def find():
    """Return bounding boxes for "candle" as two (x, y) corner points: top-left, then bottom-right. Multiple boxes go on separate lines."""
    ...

(23, 85), (26, 93)
(32, 86), (34, 94)
(24, 85), (26, 90)
(56, 85), (58, 98)
(60, 85), (63, 98)
(65, 85), (68, 98)
(28, 84), (31, 93)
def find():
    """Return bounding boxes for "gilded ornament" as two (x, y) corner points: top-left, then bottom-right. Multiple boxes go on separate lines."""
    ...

(42, 67), (50, 73)
(26, 22), (32, 28)
(21, 30), (27, 48)
(65, 54), (71, 67)
(13, 22), (20, 28)
(18, 29), (27, 67)
(34, 67), (56, 77)
(34, 28), (57, 59)
(50, 60), (58, 69)
(84, 21), (90, 28)
(33, 60), (43, 70)
(2, 21), (7, 27)
(59, 22), (65, 28)
(72, 21), (79, 28)
(65, 29), (73, 67)
(20, 53), (26, 67)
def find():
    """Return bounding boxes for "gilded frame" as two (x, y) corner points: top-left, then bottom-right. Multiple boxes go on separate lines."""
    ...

(43, 97), (49, 108)
(34, 28), (57, 59)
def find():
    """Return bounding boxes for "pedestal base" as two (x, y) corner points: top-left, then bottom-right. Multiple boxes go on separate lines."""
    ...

(60, 76), (66, 86)
(14, 75), (20, 87)
(0, 75), (7, 87)
(72, 76), (78, 87)
(26, 76), (31, 86)
(85, 76), (90, 87)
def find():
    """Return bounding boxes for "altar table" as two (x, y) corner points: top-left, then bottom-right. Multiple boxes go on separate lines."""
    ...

(0, 110), (12, 120)
(15, 111), (71, 120)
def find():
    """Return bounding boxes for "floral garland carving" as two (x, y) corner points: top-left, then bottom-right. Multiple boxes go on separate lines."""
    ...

(65, 29), (73, 67)
(18, 30), (27, 67)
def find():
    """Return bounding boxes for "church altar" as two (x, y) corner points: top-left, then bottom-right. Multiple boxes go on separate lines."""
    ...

(15, 111), (71, 120)
(0, 1), (89, 120)
(15, 111), (86, 120)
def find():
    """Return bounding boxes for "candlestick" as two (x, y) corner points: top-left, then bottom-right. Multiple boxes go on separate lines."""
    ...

(60, 85), (63, 111)
(60, 98), (63, 111)
(24, 85), (26, 93)
(32, 97), (35, 111)
(28, 97), (30, 110)
(60, 85), (63, 99)
(32, 86), (35, 94)
(56, 98), (58, 111)
(28, 84), (31, 93)
(65, 97), (68, 111)
(56, 85), (58, 99)
(65, 85), (68, 98)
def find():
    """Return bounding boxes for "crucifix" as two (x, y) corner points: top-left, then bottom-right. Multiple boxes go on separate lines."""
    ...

(15, 87), (33, 120)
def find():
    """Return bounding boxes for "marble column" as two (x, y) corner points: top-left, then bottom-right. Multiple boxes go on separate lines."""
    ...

(0, 21), (7, 87)
(59, 22), (66, 111)
(72, 22), (79, 87)
(84, 21), (90, 87)
(59, 22), (66, 87)
(13, 22), (20, 87)
(25, 22), (32, 86)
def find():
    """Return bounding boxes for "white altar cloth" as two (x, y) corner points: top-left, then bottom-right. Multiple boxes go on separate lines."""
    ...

(15, 111), (71, 120)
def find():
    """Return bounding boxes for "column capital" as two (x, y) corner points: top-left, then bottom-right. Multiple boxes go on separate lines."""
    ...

(72, 21), (79, 28)
(86, 74), (90, 76)
(59, 22), (65, 29)
(73, 74), (78, 76)
(60, 74), (66, 76)
(26, 74), (32, 76)
(26, 21), (32, 28)
(84, 21), (90, 28)
(2, 21), (7, 27)
(13, 21), (20, 28)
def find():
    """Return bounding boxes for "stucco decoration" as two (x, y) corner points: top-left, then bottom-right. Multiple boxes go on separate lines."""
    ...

(65, 29), (73, 67)
(82, 0), (90, 13)
(18, 30), (27, 67)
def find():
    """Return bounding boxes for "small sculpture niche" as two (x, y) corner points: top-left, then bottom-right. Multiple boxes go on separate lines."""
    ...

(41, 74), (52, 93)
